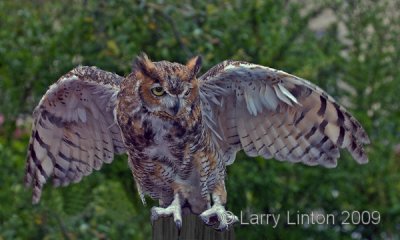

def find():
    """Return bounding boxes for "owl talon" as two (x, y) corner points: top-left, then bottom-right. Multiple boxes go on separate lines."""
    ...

(150, 194), (182, 230)
(176, 219), (182, 232)
(200, 203), (238, 230)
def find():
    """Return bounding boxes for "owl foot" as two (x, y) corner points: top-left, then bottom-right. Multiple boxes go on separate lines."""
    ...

(151, 194), (182, 230)
(200, 196), (238, 231)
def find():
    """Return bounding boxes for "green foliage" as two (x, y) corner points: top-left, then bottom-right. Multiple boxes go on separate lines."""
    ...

(0, 0), (399, 239)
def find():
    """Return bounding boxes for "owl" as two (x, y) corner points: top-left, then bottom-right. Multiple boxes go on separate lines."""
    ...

(25, 53), (369, 230)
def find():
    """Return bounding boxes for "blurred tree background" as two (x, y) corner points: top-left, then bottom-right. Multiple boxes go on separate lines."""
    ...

(0, 0), (399, 239)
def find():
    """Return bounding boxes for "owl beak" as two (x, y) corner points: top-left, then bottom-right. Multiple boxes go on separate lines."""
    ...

(168, 98), (181, 116)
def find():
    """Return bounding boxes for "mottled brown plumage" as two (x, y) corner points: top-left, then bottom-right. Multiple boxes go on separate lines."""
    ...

(25, 54), (369, 230)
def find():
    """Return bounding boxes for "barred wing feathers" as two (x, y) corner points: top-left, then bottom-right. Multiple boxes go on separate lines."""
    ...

(199, 61), (369, 167)
(25, 66), (126, 203)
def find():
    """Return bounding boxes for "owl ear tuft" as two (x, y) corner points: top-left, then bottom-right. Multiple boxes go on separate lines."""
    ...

(186, 55), (202, 77)
(132, 53), (158, 79)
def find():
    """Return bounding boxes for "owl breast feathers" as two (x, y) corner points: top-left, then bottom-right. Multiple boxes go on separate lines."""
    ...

(25, 53), (369, 229)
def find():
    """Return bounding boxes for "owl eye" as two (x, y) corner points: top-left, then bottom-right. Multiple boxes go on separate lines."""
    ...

(151, 86), (165, 96)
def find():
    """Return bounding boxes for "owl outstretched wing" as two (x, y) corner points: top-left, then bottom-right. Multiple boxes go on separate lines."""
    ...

(199, 61), (370, 167)
(25, 66), (126, 203)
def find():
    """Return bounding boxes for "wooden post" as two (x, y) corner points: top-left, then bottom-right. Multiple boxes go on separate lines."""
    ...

(152, 213), (235, 240)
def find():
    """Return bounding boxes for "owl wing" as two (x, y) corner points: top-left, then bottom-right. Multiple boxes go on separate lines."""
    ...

(199, 61), (370, 167)
(25, 66), (126, 203)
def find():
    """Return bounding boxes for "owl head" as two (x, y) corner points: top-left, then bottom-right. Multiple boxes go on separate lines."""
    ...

(120, 53), (202, 119)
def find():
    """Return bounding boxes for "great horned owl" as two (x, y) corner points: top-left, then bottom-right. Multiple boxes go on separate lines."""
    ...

(25, 54), (369, 230)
